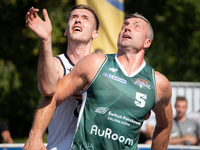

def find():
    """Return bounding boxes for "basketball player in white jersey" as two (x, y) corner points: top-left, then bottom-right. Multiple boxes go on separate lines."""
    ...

(23, 4), (99, 150)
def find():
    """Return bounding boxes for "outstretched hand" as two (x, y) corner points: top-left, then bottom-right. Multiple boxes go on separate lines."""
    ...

(25, 7), (52, 40)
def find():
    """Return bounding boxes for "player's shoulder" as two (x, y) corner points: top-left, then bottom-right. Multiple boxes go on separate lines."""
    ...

(86, 53), (106, 60)
(155, 71), (172, 102)
(155, 71), (170, 87)
(79, 53), (106, 66)
(73, 53), (106, 75)
(53, 55), (66, 79)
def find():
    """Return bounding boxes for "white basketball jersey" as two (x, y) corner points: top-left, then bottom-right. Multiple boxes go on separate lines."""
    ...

(46, 53), (82, 150)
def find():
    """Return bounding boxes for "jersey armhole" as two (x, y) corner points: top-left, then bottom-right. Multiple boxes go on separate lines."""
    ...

(152, 69), (157, 106)
(56, 56), (66, 77)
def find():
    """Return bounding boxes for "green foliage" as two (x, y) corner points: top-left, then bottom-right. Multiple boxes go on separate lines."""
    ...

(0, 0), (75, 139)
(125, 0), (200, 81)
(0, 60), (21, 96)
(0, 0), (200, 141)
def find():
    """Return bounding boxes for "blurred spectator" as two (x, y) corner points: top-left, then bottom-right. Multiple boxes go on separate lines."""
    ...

(139, 111), (156, 144)
(94, 48), (104, 54)
(0, 121), (13, 143)
(169, 96), (200, 145)
(188, 109), (200, 127)
(139, 121), (149, 144)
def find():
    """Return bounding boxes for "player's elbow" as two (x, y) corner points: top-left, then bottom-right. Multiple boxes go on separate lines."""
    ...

(38, 83), (56, 97)
(40, 89), (56, 97)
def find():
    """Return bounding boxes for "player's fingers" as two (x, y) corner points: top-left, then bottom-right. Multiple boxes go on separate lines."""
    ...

(32, 8), (39, 19)
(29, 7), (34, 12)
(25, 12), (32, 27)
(29, 7), (35, 21)
(25, 12), (29, 22)
(29, 7), (39, 20)
(43, 9), (50, 23)
(33, 11), (38, 18)
(33, 8), (39, 14)
(29, 7), (35, 16)
(25, 19), (32, 27)
(29, 7), (39, 13)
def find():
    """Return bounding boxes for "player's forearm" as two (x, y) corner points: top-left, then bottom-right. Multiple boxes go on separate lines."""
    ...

(37, 35), (57, 96)
(29, 97), (56, 140)
(151, 125), (171, 150)
(151, 109), (172, 149)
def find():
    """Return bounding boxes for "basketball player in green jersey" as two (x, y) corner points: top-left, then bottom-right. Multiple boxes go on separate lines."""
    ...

(32, 13), (173, 150)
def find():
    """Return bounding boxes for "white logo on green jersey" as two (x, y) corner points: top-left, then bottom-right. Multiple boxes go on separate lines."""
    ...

(103, 73), (127, 84)
(95, 107), (109, 114)
(90, 125), (133, 146)
(79, 142), (94, 150)
(109, 68), (118, 72)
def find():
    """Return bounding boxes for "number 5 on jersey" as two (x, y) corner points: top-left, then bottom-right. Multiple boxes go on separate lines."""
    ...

(135, 92), (147, 108)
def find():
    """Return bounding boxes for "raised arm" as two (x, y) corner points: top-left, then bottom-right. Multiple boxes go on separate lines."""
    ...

(25, 7), (59, 96)
(24, 7), (60, 150)
(151, 71), (173, 150)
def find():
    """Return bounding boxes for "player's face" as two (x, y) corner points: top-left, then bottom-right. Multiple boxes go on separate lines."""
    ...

(65, 9), (97, 43)
(175, 100), (187, 119)
(117, 17), (150, 51)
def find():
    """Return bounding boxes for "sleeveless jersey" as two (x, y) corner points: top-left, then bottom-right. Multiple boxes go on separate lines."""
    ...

(71, 54), (157, 150)
(47, 53), (82, 150)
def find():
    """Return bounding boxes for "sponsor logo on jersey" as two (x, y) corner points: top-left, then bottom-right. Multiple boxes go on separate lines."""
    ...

(95, 107), (109, 114)
(90, 125), (133, 146)
(134, 79), (151, 89)
(67, 67), (72, 72)
(108, 111), (141, 126)
(103, 73), (127, 84)
(80, 142), (94, 150)
(109, 68), (118, 72)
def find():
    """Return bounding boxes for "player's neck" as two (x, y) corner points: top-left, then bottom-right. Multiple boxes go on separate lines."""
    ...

(117, 49), (145, 75)
(66, 42), (92, 64)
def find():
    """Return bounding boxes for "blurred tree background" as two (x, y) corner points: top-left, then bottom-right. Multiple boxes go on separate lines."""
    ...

(0, 0), (200, 140)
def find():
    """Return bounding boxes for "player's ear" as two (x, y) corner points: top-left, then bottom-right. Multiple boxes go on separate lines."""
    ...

(92, 30), (98, 39)
(144, 38), (151, 49)
(64, 27), (68, 36)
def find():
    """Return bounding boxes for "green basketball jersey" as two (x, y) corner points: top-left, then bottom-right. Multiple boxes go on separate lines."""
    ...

(71, 54), (157, 150)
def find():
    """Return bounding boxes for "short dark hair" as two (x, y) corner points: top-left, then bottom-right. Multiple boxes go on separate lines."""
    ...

(176, 96), (187, 102)
(67, 4), (99, 31)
